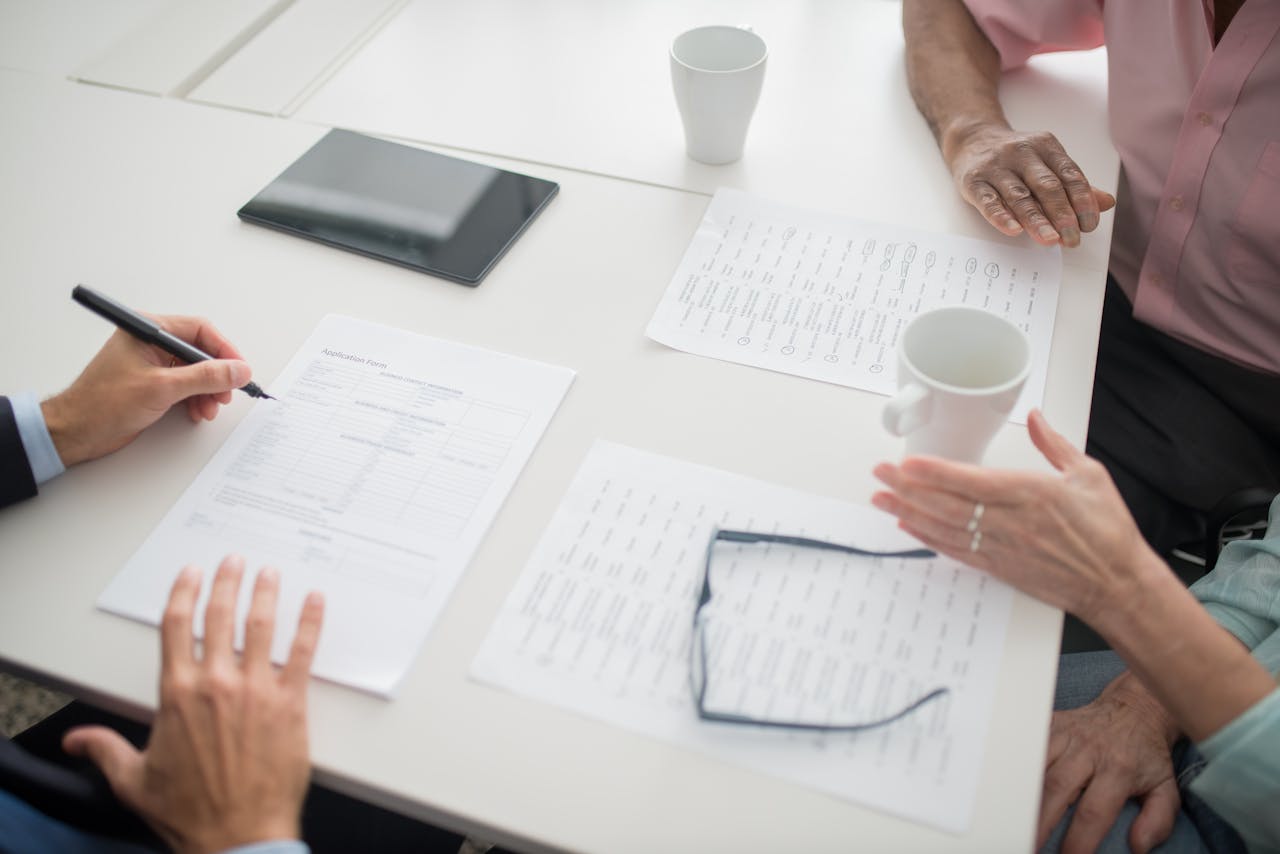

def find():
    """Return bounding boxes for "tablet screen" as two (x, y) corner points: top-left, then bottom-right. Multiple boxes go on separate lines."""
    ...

(238, 129), (559, 285)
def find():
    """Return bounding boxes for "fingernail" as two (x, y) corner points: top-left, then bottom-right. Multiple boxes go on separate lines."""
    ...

(1078, 212), (1098, 231)
(1038, 225), (1059, 242)
(871, 493), (891, 510)
(306, 591), (325, 608)
(1060, 226), (1080, 246)
(261, 567), (279, 585)
(223, 554), (246, 575)
(230, 361), (251, 386)
(1005, 219), (1023, 234)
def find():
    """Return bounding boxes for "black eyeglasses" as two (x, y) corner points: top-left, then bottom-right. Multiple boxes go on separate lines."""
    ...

(691, 529), (949, 732)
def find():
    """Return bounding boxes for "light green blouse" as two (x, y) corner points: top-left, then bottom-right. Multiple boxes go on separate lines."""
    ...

(1188, 495), (1280, 853)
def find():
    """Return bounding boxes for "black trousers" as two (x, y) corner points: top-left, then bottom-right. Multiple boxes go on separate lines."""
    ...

(1085, 278), (1280, 559)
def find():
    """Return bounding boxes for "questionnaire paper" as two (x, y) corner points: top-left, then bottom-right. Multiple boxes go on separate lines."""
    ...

(646, 188), (1063, 422)
(472, 442), (1012, 832)
(99, 315), (574, 696)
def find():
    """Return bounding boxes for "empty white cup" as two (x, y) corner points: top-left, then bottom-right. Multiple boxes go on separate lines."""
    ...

(670, 25), (767, 165)
(882, 307), (1031, 463)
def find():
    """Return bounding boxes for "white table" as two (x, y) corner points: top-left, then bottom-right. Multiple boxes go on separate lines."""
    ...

(0, 2), (1118, 850)
(288, 0), (1114, 271)
(0, 0), (171, 78)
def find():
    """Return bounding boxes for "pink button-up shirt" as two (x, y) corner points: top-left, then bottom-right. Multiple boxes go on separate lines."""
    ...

(961, 0), (1280, 375)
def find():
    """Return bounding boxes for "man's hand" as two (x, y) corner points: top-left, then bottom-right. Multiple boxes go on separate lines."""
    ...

(943, 121), (1116, 248)
(63, 556), (325, 854)
(41, 314), (253, 466)
(1040, 672), (1182, 854)
(902, 0), (1115, 249)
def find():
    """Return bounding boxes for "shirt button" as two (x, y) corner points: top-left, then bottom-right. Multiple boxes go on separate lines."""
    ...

(1198, 111), (1212, 126)
(1170, 196), (1185, 211)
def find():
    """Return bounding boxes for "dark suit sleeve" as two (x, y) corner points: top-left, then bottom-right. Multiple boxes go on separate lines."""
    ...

(0, 396), (38, 509)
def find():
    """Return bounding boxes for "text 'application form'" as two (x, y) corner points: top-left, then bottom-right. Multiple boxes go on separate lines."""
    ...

(100, 315), (574, 696)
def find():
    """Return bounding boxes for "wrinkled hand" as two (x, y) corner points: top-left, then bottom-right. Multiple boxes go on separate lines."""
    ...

(41, 315), (252, 466)
(1042, 672), (1182, 854)
(63, 556), (325, 854)
(871, 410), (1161, 629)
(944, 121), (1116, 248)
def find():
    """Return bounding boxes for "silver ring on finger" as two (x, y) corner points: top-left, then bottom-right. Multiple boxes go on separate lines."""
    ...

(966, 501), (985, 533)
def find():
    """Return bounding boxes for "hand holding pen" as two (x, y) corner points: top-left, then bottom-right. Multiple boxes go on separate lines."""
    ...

(42, 286), (271, 467)
(73, 285), (273, 400)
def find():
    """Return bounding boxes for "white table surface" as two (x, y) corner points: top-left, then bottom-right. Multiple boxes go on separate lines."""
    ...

(187, 0), (407, 116)
(0, 2), (1117, 848)
(286, 0), (1116, 274)
(0, 0), (172, 78)
(70, 0), (291, 97)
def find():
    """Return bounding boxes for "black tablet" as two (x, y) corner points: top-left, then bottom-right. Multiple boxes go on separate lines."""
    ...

(238, 129), (559, 285)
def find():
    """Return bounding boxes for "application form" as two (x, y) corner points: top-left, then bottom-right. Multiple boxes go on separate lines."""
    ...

(100, 315), (574, 696)
(472, 441), (1013, 832)
(647, 188), (1062, 422)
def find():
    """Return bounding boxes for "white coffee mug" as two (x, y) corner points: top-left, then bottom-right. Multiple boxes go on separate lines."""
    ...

(882, 306), (1031, 463)
(670, 25), (767, 165)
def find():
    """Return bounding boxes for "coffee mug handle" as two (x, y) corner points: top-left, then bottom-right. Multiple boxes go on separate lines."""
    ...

(882, 384), (931, 437)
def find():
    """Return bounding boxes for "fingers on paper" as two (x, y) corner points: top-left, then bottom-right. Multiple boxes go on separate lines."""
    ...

(161, 565), (203, 676)
(283, 592), (325, 690)
(242, 567), (280, 675)
(202, 555), (246, 666)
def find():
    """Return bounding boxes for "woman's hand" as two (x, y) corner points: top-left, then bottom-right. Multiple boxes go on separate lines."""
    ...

(1041, 673), (1182, 854)
(871, 409), (1162, 629)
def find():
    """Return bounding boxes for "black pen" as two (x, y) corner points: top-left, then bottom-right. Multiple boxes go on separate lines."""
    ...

(72, 285), (275, 400)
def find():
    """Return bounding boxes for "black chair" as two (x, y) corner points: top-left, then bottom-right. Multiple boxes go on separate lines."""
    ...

(1062, 487), (1276, 654)
(1201, 487), (1275, 571)
(0, 703), (161, 847)
(2, 700), (466, 853)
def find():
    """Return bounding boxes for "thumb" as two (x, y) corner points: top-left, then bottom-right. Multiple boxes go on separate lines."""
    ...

(1027, 409), (1084, 473)
(1092, 186), (1116, 212)
(164, 359), (251, 400)
(63, 725), (144, 800)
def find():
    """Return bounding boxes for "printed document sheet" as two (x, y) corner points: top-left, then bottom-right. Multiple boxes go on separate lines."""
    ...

(472, 442), (1012, 832)
(646, 188), (1062, 421)
(100, 315), (574, 696)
